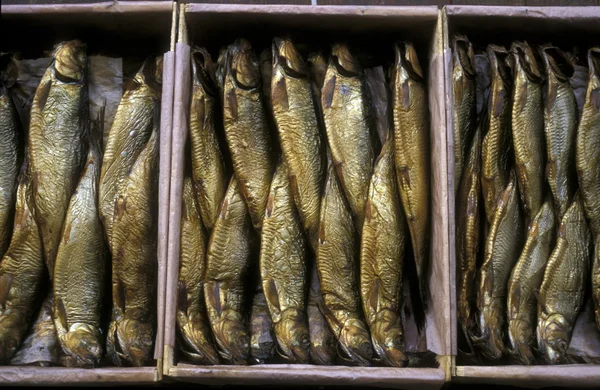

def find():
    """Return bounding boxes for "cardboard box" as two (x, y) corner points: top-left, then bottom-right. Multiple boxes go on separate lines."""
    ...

(0, 1), (176, 384)
(444, 5), (600, 388)
(163, 4), (451, 388)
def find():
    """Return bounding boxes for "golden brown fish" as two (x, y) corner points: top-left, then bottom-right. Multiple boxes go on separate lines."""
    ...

(177, 175), (219, 365)
(28, 40), (88, 277)
(537, 194), (591, 364)
(260, 162), (310, 363)
(222, 39), (276, 232)
(204, 177), (253, 365)
(481, 44), (512, 224)
(249, 283), (275, 364)
(473, 171), (524, 360)
(322, 43), (376, 228)
(540, 44), (578, 220)
(53, 134), (105, 368)
(391, 42), (430, 311)
(308, 51), (328, 106)
(0, 166), (45, 364)
(510, 41), (545, 223)
(189, 49), (228, 232)
(307, 266), (336, 365)
(317, 157), (373, 367)
(360, 137), (407, 367)
(271, 38), (325, 248)
(507, 199), (555, 365)
(452, 35), (477, 195)
(107, 126), (158, 367)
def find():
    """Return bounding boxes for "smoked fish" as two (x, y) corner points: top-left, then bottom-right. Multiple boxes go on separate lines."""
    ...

(249, 283), (275, 364)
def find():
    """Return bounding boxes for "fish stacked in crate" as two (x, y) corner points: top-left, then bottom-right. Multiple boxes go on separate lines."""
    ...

(453, 35), (600, 365)
(176, 38), (435, 367)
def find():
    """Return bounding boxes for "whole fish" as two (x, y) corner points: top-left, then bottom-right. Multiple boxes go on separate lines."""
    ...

(507, 200), (555, 365)
(271, 38), (325, 248)
(28, 40), (89, 277)
(537, 194), (591, 364)
(360, 138), (407, 367)
(0, 57), (21, 259)
(392, 42), (430, 311)
(204, 177), (253, 365)
(474, 171), (524, 360)
(177, 175), (219, 365)
(540, 44), (578, 220)
(322, 43), (376, 228)
(0, 169), (45, 364)
(53, 135), (105, 368)
(481, 44), (512, 224)
(107, 127), (158, 367)
(260, 162), (310, 363)
(222, 39), (276, 231)
(317, 157), (373, 367)
(189, 49), (228, 232)
(99, 57), (161, 248)
(249, 285), (275, 364)
(510, 42), (545, 223)
(452, 35), (477, 195)
(456, 124), (482, 341)
(307, 265), (336, 365)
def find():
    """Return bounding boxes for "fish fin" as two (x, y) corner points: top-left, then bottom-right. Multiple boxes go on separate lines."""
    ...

(0, 274), (13, 307)
(177, 282), (188, 315)
(402, 80), (411, 109)
(34, 77), (51, 112)
(55, 296), (69, 331)
(226, 88), (238, 121)
(263, 278), (281, 318)
(272, 77), (289, 111)
(322, 75), (336, 109)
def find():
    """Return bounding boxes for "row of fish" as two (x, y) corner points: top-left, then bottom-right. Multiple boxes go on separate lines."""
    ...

(0, 40), (162, 367)
(176, 37), (433, 367)
(454, 36), (600, 365)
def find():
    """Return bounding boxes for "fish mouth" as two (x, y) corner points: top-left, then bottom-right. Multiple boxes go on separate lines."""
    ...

(453, 36), (476, 78)
(395, 42), (424, 81)
(191, 48), (218, 98)
(273, 311), (311, 364)
(337, 318), (373, 367)
(228, 39), (260, 90)
(178, 321), (220, 365)
(331, 44), (361, 77)
(272, 38), (308, 79)
(53, 40), (87, 83)
(539, 44), (574, 81)
(107, 316), (155, 367)
(369, 311), (407, 367)
(511, 41), (542, 82)
(213, 312), (249, 365)
(537, 314), (571, 364)
(59, 324), (103, 367)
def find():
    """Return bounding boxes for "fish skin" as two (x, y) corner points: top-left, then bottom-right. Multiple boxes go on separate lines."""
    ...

(99, 57), (161, 249)
(271, 38), (325, 249)
(456, 124), (482, 339)
(28, 40), (89, 278)
(392, 42), (431, 311)
(106, 127), (158, 367)
(177, 175), (219, 365)
(507, 200), (555, 365)
(0, 170), (45, 364)
(189, 49), (228, 232)
(249, 285), (275, 364)
(222, 39), (276, 232)
(540, 45), (578, 221)
(474, 171), (524, 360)
(452, 35), (477, 195)
(537, 194), (591, 364)
(359, 138), (407, 367)
(317, 158), (373, 367)
(260, 162), (310, 363)
(53, 136), (105, 368)
(204, 177), (253, 365)
(510, 42), (545, 224)
(481, 44), (512, 225)
(322, 43), (376, 228)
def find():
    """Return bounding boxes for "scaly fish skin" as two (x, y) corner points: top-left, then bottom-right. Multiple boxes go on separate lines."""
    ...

(452, 35), (477, 195)
(481, 44), (512, 224)
(510, 42), (545, 223)
(272, 38), (325, 248)
(317, 159), (373, 367)
(537, 194), (591, 364)
(190, 49), (228, 232)
(360, 138), (407, 367)
(322, 43), (376, 228)
(223, 39), (276, 232)
(107, 127), (158, 367)
(392, 42), (430, 310)
(177, 176), (219, 365)
(0, 171), (45, 364)
(260, 162), (310, 363)
(475, 172), (524, 360)
(249, 286), (275, 364)
(204, 177), (253, 365)
(28, 40), (88, 277)
(507, 200), (555, 365)
(540, 45), (578, 220)
(99, 58), (161, 248)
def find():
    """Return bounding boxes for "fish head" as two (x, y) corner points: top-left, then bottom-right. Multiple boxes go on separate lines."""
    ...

(331, 44), (362, 77)
(537, 313), (571, 364)
(249, 312), (275, 364)
(370, 310), (407, 367)
(214, 310), (249, 364)
(272, 38), (308, 79)
(179, 312), (220, 365)
(273, 309), (310, 363)
(453, 35), (476, 79)
(0, 313), (24, 363)
(473, 298), (505, 360)
(539, 45), (575, 82)
(53, 40), (87, 82)
(338, 317), (373, 366)
(60, 323), (103, 367)
(228, 39), (260, 90)
(191, 48), (218, 98)
(115, 313), (154, 367)
(394, 42), (424, 81)
(511, 42), (541, 82)
(507, 319), (536, 365)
